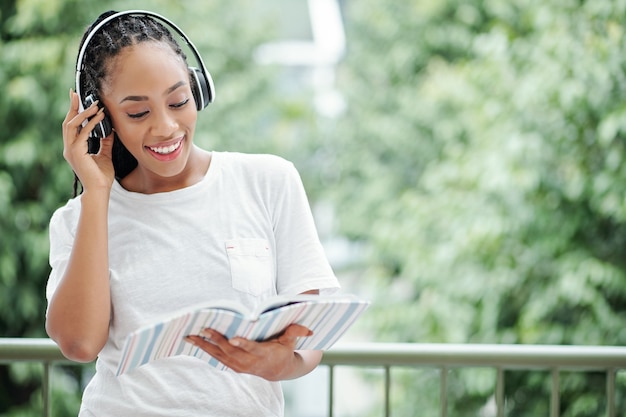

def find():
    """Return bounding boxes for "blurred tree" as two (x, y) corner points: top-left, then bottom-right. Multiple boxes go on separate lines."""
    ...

(327, 0), (626, 415)
(0, 0), (95, 414)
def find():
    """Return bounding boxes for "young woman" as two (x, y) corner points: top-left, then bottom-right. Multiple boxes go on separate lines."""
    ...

(45, 10), (339, 416)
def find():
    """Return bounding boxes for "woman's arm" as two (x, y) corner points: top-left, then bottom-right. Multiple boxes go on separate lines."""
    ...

(45, 91), (114, 363)
(46, 189), (112, 362)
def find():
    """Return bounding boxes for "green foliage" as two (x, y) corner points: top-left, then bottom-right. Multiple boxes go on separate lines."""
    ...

(0, 0), (84, 339)
(1, 0), (100, 414)
(327, 0), (626, 414)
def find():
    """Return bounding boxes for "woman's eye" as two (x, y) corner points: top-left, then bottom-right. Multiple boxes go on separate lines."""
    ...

(171, 98), (190, 108)
(128, 111), (149, 119)
(125, 98), (189, 118)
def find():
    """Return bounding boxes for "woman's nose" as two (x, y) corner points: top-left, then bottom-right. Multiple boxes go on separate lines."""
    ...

(150, 108), (177, 137)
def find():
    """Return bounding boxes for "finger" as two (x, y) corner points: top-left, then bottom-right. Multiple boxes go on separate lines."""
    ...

(63, 90), (84, 122)
(97, 130), (115, 157)
(82, 107), (106, 133)
(64, 100), (101, 144)
(184, 335), (227, 361)
(200, 329), (229, 345)
(68, 107), (105, 147)
(228, 336), (256, 350)
(199, 329), (255, 356)
(283, 324), (313, 338)
(185, 333), (243, 369)
(69, 97), (100, 126)
(62, 90), (79, 129)
(276, 324), (312, 346)
(230, 324), (312, 349)
(191, 329), (239, 356)
(70, 89), (79, 110)
(184, 334), (216, 349)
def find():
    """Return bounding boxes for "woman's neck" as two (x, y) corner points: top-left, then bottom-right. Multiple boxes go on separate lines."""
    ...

(120, 146), (212, 194)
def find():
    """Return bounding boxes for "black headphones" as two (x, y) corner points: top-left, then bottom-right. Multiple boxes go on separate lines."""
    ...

(75, 10), (215, 140)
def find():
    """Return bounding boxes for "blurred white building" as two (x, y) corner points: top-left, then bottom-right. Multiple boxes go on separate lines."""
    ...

(252, 0), (347, 118)
(250, 2), (373, 416)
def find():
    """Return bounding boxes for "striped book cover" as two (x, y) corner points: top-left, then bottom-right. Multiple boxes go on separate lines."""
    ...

(115, 294), (369, 375)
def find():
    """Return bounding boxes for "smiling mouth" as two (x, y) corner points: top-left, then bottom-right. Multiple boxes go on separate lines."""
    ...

(148, 140), (182, 155)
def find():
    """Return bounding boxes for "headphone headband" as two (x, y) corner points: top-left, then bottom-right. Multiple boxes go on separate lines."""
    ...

(75, 10), (214, 110)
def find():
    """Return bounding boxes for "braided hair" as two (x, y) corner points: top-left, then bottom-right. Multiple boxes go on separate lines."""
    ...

(73, 10), (193, 196)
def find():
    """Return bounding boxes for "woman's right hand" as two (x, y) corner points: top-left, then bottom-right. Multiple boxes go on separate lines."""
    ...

(62, 89), (115, 191)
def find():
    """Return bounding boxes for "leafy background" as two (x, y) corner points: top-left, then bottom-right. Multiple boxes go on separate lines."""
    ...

(1, 0), (626, 415)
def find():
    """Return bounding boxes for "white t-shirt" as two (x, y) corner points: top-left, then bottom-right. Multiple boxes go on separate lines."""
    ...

(46, 152), (340, 416)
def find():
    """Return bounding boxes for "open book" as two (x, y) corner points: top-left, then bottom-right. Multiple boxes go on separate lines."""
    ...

(116, 294), (369, 375)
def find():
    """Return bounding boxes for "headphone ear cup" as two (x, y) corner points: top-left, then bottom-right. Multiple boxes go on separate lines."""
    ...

(93, 112), (113, 139)
(189, 67), (214, 110)
(87, 115), (112, 153)
(83, 94), (113, 152)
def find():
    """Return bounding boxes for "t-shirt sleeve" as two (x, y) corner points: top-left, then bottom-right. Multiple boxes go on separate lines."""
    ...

(46, 199), (80, 314)
(269, 159), (340, 295)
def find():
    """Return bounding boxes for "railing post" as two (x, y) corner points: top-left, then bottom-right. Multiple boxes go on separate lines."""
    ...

(384, 365), (391, 417)
(496, 367), (504, 417)
(550, 368), (560, 417)
(607, 368), (615, 417)
(43, 361), (51, 417)
(440, 366), (448, 417)
(328, 364), (334, 417)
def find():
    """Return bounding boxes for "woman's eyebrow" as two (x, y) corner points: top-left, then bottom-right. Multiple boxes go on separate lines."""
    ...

(119, 81), (187, 104)
(165, 81), (186, 95)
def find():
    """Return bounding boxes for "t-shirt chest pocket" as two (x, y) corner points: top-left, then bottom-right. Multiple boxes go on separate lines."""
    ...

(225, 238), (275, 296)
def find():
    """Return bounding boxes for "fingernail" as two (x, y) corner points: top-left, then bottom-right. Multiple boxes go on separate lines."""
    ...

(184, 336), (196, 345)
(229, 339), (240, 347)
(199, 329), (212, 339)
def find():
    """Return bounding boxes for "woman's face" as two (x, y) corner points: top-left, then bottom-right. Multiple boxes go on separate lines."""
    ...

(101, 41), (198, 190)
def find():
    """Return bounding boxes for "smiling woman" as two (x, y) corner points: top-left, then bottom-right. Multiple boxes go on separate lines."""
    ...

(101, 42), (202, 192)
(44, 9), (340, 417)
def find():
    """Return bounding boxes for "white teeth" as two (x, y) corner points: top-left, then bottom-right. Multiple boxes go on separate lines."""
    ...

(149, 141), (181, 154)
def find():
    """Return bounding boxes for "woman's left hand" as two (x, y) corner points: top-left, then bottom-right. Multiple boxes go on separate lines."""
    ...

(185, 324), (315, 381)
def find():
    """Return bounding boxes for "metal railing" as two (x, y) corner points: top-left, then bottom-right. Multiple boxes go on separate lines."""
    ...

(1, 338), (626, 417)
